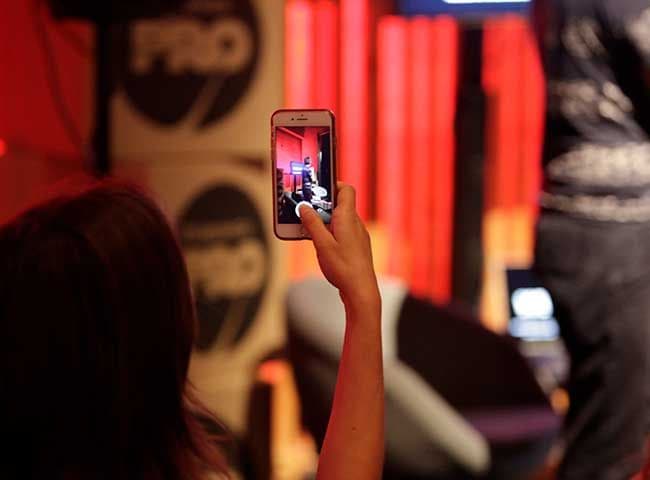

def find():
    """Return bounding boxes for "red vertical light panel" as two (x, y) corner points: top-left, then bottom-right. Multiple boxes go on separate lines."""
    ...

(520, 26), (544, 211)
(484, 17), (525, 211)
(340, 0), (370, 219)
(285, 0), (315, 107)
(482, 20), (501, 97)
(482, 18), (500, 210)
(314, 0), (338, 113)
(407, 18), (433, 297)
(377, 16), (409, 277)
(429, 17), (458, 303)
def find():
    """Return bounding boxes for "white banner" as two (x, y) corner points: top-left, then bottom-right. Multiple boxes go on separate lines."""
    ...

(111, 0), (283, 158)
(110, 0), (285, 433)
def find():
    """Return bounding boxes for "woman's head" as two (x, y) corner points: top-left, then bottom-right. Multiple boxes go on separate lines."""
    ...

(0, 180), (226, 478)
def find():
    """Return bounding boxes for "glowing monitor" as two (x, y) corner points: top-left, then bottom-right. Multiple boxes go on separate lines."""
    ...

(506, 269), (560, 342)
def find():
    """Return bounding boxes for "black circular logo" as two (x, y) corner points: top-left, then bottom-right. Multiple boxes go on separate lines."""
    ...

(178, 184), (269, 351)
(113, 0), (260, 128)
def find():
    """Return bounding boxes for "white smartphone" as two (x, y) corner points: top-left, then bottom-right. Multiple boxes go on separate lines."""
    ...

(271, 109), (337, 240)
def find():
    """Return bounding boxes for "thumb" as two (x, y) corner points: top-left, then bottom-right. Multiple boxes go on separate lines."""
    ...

(300, 205), (335, 249)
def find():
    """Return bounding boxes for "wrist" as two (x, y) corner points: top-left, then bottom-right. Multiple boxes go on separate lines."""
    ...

(342, 286), (381, 318)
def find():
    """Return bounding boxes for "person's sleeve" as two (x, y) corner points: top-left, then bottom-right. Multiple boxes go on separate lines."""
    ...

(601, 0), (650, 65)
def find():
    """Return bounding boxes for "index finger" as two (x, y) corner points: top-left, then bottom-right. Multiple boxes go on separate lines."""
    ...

(300, 205), (337, 250)
(336, 183), (356, 212)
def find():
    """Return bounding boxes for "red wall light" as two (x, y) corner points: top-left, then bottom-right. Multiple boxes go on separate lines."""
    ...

(285, 0), (315, 107)
(429, 17), (458, 304)
(377, 16), (408, 277)
(314, 0), (338, 113)
(408, 18), (434, 296)
(340, 0), (371, 219)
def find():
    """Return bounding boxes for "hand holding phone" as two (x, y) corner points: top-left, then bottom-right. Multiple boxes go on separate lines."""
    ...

(272, 109), (336, 240)
(299, 183), (380, 314)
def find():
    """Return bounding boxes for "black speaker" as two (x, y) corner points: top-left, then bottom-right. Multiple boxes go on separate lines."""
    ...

(452, 26), (486, 311)
(47, 0), (185, 22)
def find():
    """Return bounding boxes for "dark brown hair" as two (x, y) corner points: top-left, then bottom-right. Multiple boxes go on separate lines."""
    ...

(0, 180), (228, 479)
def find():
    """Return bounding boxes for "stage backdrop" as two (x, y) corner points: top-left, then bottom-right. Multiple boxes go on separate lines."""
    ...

(110, 0), (284, 434)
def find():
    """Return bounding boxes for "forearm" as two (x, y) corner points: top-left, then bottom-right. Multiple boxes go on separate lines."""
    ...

(316, 299), (384, 480)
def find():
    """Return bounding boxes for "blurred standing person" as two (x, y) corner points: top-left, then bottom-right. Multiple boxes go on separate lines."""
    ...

(533, 0), (650, 478)
(302, 156), (316, 203)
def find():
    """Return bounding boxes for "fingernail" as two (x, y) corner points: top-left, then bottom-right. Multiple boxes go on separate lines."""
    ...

(296, 201), (313, 219)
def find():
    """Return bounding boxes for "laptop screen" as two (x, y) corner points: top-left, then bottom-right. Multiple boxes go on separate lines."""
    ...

(506, 269), (560, 342)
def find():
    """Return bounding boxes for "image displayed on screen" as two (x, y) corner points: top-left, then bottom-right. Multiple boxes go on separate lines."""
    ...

(275, 126), (333, 224)
(506, 269), (560, 342)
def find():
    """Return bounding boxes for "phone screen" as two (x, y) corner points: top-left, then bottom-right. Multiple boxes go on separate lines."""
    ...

(274, 125), (334, 224)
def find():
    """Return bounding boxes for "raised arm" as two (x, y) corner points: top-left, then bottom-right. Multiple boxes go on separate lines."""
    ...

(299, 184), (384, 480)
